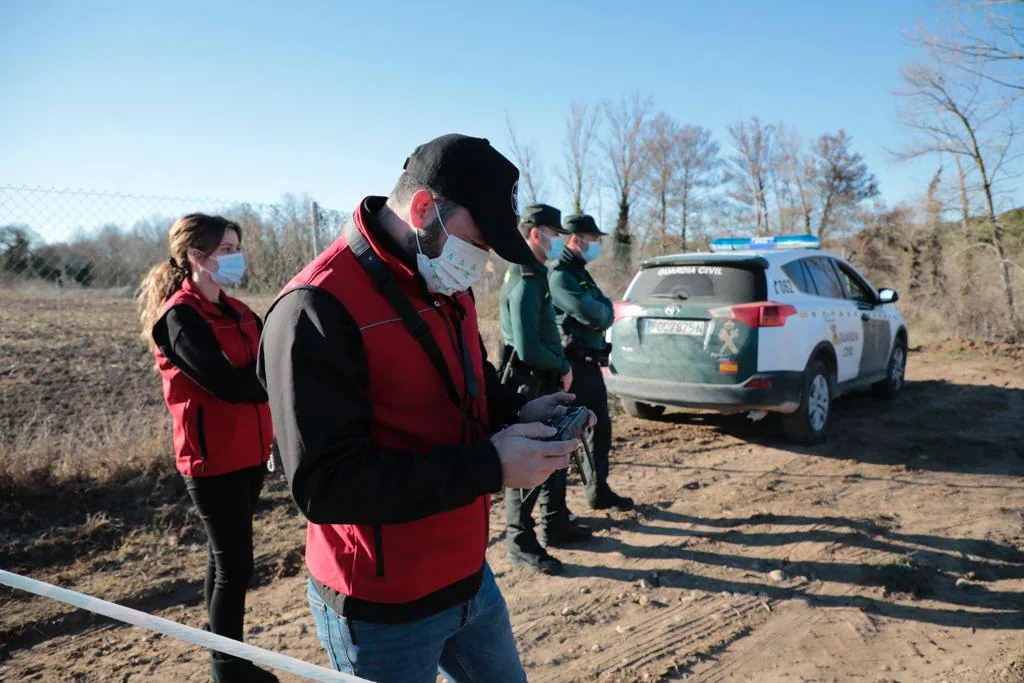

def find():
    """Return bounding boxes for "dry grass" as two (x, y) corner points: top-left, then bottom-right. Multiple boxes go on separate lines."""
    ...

(0, 288), (276, 492)
(0, 406), (170, 491)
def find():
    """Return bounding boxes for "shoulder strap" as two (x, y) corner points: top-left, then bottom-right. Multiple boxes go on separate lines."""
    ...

(344, 222), (463, 410)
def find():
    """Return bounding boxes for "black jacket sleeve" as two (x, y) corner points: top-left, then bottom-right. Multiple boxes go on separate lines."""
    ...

(481, 335), (526, 428)
(153, 305), (268, 404)
(256, 287), (504, 526)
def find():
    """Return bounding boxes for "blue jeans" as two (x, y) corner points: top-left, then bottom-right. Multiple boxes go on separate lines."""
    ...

(306, 564), (526, 683)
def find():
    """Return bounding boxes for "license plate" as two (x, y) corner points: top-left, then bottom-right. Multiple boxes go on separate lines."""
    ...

(644, 319), (706, 336)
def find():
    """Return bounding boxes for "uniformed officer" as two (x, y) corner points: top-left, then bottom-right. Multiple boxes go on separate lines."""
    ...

(550, 213), (635, 511)
(500, 203), (593, 575)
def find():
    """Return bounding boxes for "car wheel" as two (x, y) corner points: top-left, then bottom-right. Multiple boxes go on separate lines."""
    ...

(872, 338), (907, 399)
(621, 398), (666, 420)
(782, 359), (832, 444)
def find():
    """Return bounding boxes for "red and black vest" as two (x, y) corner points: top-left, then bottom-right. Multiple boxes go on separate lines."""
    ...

(281, 205), (491, 605)
(155, 278), (273, 477)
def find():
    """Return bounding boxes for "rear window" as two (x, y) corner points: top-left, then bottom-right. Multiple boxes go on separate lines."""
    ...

(625, 264), (765, 303)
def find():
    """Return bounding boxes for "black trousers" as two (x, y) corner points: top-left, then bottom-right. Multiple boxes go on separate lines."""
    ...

(569, 359), (613, 503)
(183, 465), (265, 659)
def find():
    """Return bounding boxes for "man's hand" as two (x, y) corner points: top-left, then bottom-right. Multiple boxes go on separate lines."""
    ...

(519, 392), (573, 424)
(519, 392), (598, 428)
(491, 423), (579, 489)
(560, 367), (574, 392)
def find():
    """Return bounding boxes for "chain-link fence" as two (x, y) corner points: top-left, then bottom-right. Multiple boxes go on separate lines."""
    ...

(0, 185), (348, 295)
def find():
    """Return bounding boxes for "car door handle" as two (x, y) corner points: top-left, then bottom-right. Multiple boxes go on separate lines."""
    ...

(861, 313), (870, 321)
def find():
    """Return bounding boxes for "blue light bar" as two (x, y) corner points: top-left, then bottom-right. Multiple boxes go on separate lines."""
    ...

(709, 234), (821, 252)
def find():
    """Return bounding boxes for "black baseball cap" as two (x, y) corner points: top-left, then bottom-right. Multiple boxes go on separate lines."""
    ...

(564, 213), (607, 236)
(520, 203), (568, 234)
(403, 134), (534, 265)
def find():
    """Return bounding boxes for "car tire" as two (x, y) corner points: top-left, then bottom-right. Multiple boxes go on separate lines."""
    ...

(782, 359), (832, 444)
(621, 399), (666, 420)
(872, 338), (907, 399)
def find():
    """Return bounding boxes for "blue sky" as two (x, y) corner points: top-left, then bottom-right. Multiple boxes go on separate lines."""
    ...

(1, 0), (1012, 241)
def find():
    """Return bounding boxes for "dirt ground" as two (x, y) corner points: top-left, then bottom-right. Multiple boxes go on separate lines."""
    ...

(1, 291), (1023, 682)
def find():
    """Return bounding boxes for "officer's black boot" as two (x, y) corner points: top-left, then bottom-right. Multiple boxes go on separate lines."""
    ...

(210, 654), (279, 683)
(507, 541), (564, 575)
(540, 518), (594, 547)
(588, 485), (635, 511)
(507, 522), (563, 575)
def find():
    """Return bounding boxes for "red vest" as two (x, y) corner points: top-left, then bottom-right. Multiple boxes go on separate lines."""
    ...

(281, 205), (491, 604)
(155, 278), (273, 477)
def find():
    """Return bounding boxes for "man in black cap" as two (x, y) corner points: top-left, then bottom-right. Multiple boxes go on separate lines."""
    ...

(259, 134), (590, 682)
(499, 203), (593, 576)
(549, 214), (635, 511)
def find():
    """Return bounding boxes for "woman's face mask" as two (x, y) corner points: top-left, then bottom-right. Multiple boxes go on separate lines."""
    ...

(211, 252), (246, 286)
(415, 205), (490, 296)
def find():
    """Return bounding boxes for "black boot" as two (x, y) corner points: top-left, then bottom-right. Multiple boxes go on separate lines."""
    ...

(588, 486), (635, 511)
(540, 519), (594, 547)
(210, 656), (280, 683)
(507, 543), (563, 575)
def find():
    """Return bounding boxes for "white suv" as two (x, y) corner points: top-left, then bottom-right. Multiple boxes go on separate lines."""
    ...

(604, 236), (909, 443)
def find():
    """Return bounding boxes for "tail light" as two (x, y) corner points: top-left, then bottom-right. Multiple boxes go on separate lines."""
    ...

(709, 302), (797, 328)
(613, 301), (645, 321)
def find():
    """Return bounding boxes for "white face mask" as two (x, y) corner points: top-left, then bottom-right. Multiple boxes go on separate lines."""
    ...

(415, 205), (490, 296)
(211, 252), (246, 286)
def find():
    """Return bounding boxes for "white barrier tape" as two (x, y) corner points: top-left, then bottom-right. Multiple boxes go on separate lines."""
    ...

(0, 569), (370, 682)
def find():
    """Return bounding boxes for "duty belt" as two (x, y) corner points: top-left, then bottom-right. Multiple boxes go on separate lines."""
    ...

(566, 344), (611, 366)
(499, 345), (561, 400)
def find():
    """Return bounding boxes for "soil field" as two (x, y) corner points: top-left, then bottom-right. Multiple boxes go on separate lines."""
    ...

(1, 291), (1023, 682)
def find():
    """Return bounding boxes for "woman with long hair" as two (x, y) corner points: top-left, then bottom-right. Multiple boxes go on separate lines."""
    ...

(138, 213), (277, 683)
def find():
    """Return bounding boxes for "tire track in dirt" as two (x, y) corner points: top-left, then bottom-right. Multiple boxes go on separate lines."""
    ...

(609, 596), (765, 673)
(522, 593), (769, 683)
(694, 588), (864, 683)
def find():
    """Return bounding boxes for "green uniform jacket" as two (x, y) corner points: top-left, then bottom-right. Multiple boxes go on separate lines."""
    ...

(499, 261), (570, 374)
(549, 249), (614, 352)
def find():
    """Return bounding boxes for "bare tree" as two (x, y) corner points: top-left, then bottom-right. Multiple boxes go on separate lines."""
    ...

(603, 92), (653, 272)
(724, 117), (775, 234)
(557, 99), (601, 214)
(896, 61), (1023, 336)
(953, 154), (973, 233)
(913, 1), (1023, 93)
(640, 112), (680, 254)
(811, 129), (879, 240)
(909, 165), (945, 300)
(505, 113), (546, 206)
(637, 117), (719, 256)
(675, 124), (720, 251)
(775, 126), (815, 234)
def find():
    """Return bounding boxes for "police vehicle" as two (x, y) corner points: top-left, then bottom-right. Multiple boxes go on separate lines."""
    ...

(604, 235), (908, 443)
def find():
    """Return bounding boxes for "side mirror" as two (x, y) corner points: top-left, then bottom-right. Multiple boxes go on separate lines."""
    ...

(878, 288), (899, 304)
